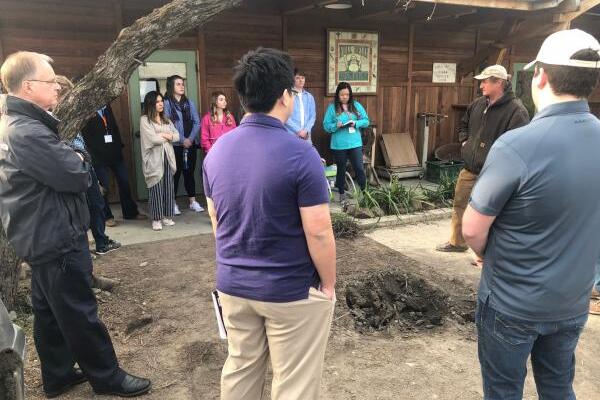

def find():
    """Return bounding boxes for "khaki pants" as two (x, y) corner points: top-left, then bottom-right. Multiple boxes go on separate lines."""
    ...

(219, 288), (335, 400)
(449, 168), (478, 247)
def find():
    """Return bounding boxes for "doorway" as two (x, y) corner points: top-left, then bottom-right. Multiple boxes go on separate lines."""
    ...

(127, 50), (201, 200)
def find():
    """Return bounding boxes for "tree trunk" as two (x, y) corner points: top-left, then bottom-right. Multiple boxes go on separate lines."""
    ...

(0, 228), (20, 311)
(54, 0), (242, 140)
(0, 0), (241, 309)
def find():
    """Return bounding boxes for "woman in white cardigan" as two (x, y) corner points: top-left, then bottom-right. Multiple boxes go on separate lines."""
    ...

(140, 91), (179, 231)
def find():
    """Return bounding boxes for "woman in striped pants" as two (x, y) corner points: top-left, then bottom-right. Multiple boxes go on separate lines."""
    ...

(140, 91), (179, 231)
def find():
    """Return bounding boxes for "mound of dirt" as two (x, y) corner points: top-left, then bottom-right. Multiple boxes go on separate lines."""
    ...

(345, 269), (472, 331)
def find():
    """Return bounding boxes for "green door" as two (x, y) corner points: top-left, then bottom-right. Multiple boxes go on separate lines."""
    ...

(128, 50), (201, 200)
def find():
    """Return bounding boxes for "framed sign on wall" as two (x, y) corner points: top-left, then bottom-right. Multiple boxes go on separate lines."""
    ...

(327, 30), (379, 95)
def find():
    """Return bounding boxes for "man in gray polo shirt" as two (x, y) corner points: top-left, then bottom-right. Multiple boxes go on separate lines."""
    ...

(462, 29), (600, 399)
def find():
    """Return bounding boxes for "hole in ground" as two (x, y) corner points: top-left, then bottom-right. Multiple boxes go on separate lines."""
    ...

(345, 270), (474, 331)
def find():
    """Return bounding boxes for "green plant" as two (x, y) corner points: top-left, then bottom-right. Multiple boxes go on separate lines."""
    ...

(422, 172), (457, 207)
(353, 185), (381, 211)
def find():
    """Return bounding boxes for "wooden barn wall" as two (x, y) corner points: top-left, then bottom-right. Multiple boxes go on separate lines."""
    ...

(282, 17), (478, 161)
(2, 0), (599, 199)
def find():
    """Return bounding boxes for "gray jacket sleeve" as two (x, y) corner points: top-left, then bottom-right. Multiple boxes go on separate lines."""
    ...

(10, 122), (90, 193)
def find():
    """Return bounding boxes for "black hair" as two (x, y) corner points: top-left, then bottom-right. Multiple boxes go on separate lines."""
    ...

(334, 81), (358, 115)
(143, 91), (169, 124)
(165, 75), (188, 103)
(538, 49), (600, 98)
(233, 47), (294, 113)
(294, 68), (303, 76)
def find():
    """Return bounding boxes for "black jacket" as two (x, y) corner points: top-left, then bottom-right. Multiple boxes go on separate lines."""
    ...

(459, 89), (530, 174)
(81, 104), (124, 167)
(0, 96), (90, 264)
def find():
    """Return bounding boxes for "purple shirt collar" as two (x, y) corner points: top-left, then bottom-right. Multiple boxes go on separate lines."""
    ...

(240, 113), (286, 130)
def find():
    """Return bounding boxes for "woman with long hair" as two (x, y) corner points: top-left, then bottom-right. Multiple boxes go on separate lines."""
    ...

(140, 91), (179, 231)
(322, 81), (369, 201)
(163, 75), (202, 214)
(200, 91), (237, 153)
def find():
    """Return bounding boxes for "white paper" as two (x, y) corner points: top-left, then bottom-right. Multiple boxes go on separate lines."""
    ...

(348, 127), (356, 133)
(104, 135), (113, 143)
(432, 63), (457, 83)
(211, 290), (228, 340)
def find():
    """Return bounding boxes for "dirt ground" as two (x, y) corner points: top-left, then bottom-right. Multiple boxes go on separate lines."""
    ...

(22, 231), (600, 399)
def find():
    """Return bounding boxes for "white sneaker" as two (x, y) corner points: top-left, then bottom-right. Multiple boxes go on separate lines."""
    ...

(162, 218), (175, 226)
(189, 201), (205, 212)
(173, 204), (181, 215)
(152, 221), (163, 231)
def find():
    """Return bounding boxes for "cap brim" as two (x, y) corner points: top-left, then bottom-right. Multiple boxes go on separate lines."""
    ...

(523, 60), (536, 71)
(473, 73), (487, 80)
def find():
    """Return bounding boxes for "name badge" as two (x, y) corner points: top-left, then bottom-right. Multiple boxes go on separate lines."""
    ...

(104, 135), (113, 143)
(348, 127), (356, 133)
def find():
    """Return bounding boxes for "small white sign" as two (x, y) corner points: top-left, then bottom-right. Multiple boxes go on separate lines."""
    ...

(432, 63), (456, 83)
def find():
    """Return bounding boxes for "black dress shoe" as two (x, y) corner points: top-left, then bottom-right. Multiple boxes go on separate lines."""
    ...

(94, 373), (152, 398)
(45, 368), (87, 398)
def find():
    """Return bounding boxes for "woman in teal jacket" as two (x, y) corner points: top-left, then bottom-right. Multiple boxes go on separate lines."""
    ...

(323, 82), (369, 200)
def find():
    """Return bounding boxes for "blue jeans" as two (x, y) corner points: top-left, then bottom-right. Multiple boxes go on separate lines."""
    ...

(333, 147), (366, 194)
(476, 300), (588, 400)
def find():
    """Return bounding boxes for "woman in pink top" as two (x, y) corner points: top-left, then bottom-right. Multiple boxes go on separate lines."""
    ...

(200, 91), (237, 153)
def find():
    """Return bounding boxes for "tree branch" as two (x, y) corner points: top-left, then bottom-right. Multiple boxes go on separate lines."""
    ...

(54, 0), (242, 140)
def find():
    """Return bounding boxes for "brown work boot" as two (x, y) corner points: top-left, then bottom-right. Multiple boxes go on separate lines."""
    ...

(590, 300), (600, 316)
(591, 288), (600, 300)
(436, 241), (468, 253)
(105, 218), (117, 227)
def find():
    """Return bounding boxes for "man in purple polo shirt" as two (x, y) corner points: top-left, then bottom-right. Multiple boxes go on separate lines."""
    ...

(202, 47), (336, 400)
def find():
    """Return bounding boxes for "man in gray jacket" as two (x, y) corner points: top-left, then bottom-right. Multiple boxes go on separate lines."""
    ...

(0, 51), (150, 398)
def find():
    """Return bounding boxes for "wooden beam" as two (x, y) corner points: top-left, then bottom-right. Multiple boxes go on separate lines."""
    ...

(458, 18), (522, 78)
(554, 0), (600, 22)
(490, 19), (522, 65)
(351, 0), (397, 20)
(414, 0), (566, 11)
(458, 17), (570, 79)
(404, 24), (415, 133)
(281, 0), (338, 15)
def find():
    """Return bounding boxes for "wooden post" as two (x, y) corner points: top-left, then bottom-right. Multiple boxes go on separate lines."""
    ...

(112, 0), (123, 37)
(404, 24), (415, 135)
(281, 15), (288, 51)
(0, 18), (5, 65)
(472, 28), (480, 100)
(0, 35), (4, 66)
(197, 29), (208, 114)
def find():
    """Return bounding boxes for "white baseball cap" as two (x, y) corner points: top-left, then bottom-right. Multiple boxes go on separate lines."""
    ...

(474, 65), (508, 80)
(524, 29), (600, 70)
